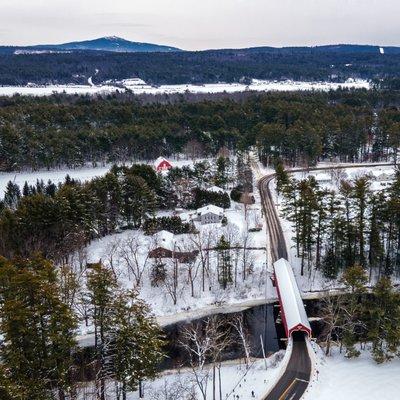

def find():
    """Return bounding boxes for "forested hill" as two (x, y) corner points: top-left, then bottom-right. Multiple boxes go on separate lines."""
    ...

(1, 44), (400, 85)
(0, 36), (181, 54)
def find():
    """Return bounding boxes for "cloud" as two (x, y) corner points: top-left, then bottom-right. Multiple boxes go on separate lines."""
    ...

(0, 0), (399, 49)
(101, 22), (152, 28)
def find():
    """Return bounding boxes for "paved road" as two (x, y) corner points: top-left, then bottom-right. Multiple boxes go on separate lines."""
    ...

(257, 166), (312, 399)
(265, 334), (311, 400)
(257, 172), (288, 262)
(255, 161), (394, 399)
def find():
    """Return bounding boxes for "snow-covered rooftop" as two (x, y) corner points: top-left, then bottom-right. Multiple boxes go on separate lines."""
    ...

(207, 185), (225, 193)
(197, 204), (224, 216)
(274, 258), (311, 336)
(153, 157), (172, 168)
(314, 173), (331, 182)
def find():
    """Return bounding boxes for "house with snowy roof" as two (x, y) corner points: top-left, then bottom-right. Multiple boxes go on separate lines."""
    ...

(194, 204), (224, 225)
(148, 230), (198, 262)
(314, 173), (331, 184)
(207, 185), (225, 194)
(375, 171), (395, 182)
(154, 157), (173, 172)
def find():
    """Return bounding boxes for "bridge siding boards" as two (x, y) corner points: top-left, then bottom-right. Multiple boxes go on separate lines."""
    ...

(273, 258), (312, 338)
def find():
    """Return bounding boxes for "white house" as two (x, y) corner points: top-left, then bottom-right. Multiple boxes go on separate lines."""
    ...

(195, 204), (224, 225)
(314, 173), (331, 184)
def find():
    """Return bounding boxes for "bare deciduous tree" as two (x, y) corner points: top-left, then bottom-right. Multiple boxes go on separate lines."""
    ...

(179, 316), (232, 400)
(320, 291), (346, 355)
(230, 314), (251, 368)
(117, 233), (150, 288)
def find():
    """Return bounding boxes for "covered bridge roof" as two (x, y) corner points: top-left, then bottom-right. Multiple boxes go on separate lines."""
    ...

(273, 258), (311, 337)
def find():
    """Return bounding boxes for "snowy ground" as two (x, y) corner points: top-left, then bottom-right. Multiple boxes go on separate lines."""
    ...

(0, 164), (112, 198)
(304, 343), (400, 400)
(0, 78), (370, 97)
(77, 199), (270, 333)
(76, 353), (285, 400)
(0, 84), (122, 96)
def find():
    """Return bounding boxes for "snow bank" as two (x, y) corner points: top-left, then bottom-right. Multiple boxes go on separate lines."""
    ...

(304, 344), (400, 400)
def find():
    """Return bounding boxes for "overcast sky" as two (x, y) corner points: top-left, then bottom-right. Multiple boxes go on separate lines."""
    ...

(1, 0), (398, 50)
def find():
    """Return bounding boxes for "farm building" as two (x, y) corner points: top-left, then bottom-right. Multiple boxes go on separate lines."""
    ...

(148, 230), (198, 262)
(154, 157), (173, 172)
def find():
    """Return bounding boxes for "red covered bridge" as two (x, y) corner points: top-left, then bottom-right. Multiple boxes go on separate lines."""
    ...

(272, 258), (312, 338)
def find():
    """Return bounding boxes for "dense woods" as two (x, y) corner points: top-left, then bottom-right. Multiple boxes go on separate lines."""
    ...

(1, 89), (400, 171)
(1, 46), (400, 85)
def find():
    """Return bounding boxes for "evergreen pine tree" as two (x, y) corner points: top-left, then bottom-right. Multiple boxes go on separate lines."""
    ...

(3, 181), (21, 210)
(0, 256), (77, 400)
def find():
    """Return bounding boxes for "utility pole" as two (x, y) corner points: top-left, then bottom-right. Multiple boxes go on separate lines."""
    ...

(260, 334), (267, 370)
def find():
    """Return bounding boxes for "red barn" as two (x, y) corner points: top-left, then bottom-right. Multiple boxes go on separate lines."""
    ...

(154, 157), (173, 172)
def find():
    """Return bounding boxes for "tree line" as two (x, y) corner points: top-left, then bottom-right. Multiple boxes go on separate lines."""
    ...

(1, 90), (400, 171)
(1, 46), (400, 85)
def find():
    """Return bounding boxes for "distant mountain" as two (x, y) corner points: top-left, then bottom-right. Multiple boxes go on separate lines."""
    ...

(2, 36), (181, 54)
(2, 39), (400, 55)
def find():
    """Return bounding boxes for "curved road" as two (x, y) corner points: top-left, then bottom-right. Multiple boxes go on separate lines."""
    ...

(257, 169), (311, 400)
(256, 161), (394, 400)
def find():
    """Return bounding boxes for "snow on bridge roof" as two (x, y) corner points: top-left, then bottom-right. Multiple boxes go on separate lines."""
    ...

(274, 258), (311, 337)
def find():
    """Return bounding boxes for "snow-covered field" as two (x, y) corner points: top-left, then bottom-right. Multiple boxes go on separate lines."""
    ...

(0, 164), (112, 198)
(304, 343), (400, 400)
(0, 84), (122, 96)
(0, 78), (370, 97)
